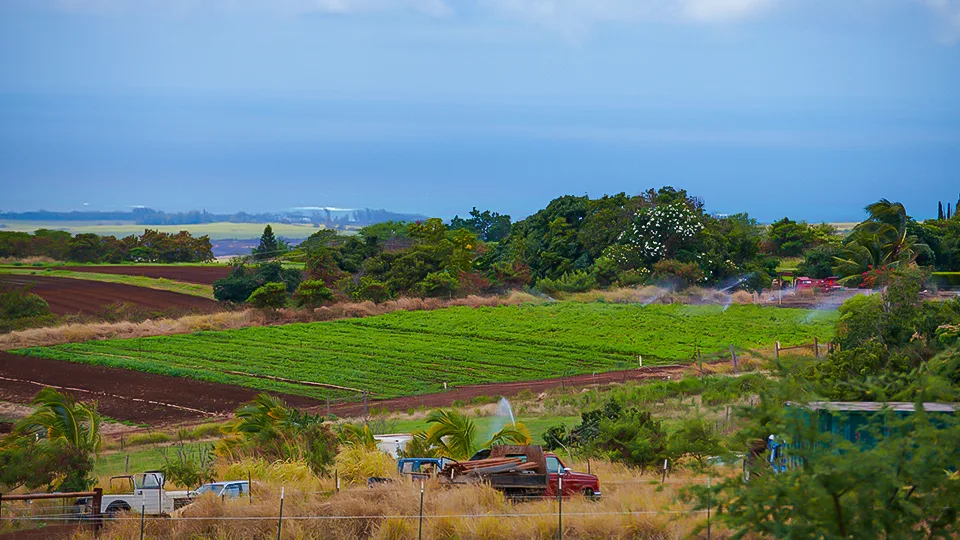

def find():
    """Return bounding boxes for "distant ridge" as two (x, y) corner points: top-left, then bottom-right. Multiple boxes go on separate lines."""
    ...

(0, 207), (427, 229)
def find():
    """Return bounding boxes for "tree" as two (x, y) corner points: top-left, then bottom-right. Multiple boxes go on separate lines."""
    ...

(217, 394), (337, 475)
(293, 280), (334, 308)
(1, 388), (102, 491)
(667, 415), (726, 469)
(450, 207), (512, 242)
(834, 200), (931, 280)
(423, 409), (531, 460)
(247, 282), (288, 309)
(939, 201), (945, 220)
(253, 225), (280, 260)
(688, 384), (960, 539)
(797, 245), (843, 279)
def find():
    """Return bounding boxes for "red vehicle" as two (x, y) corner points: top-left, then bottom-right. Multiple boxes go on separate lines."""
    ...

(440, 445), (601, 500)
(795, 276), (840, 291)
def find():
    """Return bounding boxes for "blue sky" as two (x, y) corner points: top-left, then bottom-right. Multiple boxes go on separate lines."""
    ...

(1, 0), (959, 222)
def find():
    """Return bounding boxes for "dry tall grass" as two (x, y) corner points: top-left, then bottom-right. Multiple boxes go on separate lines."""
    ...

(76, 460), (724, 539)
(0, 291), (544, 349)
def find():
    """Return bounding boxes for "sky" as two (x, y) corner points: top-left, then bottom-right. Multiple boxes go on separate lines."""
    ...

(1, 0), (959, 222)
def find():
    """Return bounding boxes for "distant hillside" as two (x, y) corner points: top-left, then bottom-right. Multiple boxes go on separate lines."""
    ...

(0, 207), (426, 229)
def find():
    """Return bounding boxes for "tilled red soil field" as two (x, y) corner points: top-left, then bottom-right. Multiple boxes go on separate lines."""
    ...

(0, 275), (219, 315)
(324, 364), (692, 417)
(55, 265), (231, 285)
(0, 352), (320, 424)
(0, 350), (695, 424)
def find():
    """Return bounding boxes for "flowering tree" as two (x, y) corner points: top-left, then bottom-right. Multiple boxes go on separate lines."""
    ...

(615, 202), (704, 265)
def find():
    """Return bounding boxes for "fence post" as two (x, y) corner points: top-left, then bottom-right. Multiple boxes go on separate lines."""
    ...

(248, 471), (253, 505)
(661, 459), (668, 484)
(125, 454), (129, 474)
(277, 487), (285, 540)
(326, 397), (331, 417)
(730, 344), (739, 373)
(335, 470), (340, 494)
(139, 503), (145, 540)
(706, 476), (712, 540)
(363, 391), (368, 418)
(557, 476), (563, 540)
(775, 341), (780, 360)
(92, 488), (103, 531)
(418, 480), (424, 540)
(814, 337), (819, 358)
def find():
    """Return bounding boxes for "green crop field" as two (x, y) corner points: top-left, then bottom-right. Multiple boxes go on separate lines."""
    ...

(16, 303), (837, 400)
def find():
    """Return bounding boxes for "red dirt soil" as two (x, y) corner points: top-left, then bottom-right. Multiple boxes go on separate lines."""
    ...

(0, 275), (219, 315)
(0, 351), (320, 424)
(55, 265), (231, 285)
(0, 350), (694, 425)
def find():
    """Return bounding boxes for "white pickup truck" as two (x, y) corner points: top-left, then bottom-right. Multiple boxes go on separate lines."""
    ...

(93, 470), (195, 516)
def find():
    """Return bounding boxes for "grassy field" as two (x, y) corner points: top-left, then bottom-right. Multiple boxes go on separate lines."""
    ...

(16, 303), (836, 400)
(0, 220), (335, 240)
(0, 267), (215, 299)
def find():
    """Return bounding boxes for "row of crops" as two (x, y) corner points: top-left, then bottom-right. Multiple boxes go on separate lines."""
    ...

(16, 303), (837, 400)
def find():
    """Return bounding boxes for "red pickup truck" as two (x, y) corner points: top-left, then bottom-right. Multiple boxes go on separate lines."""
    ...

(440, 445), (601, 500)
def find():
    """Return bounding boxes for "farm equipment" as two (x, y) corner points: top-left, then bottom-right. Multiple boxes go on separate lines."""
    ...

(438, 445), (601, 500)
(83, 470), (195, 516)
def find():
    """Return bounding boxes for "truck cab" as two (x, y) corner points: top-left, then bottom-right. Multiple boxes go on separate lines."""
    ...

(545, 453), (601, 500)
(97, 471), (194, 516)
(397, 457), (454, 480)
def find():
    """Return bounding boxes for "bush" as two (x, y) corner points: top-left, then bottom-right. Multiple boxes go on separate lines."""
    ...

(585, 408), (668, 470)
(417, 271), (459, 298)
(293, 280), (334, 308)
(334, 445), (396, 485)
(651, 259), (704, 288)
(535, 270), (598, 295)
(0, 285), (51, 320)
(247, 282), (289, 309)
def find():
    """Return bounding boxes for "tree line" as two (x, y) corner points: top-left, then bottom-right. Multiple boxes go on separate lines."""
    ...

(0, 229), (214, 263)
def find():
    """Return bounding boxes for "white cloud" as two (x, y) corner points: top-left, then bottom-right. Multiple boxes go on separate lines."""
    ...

(918, 0), (960, 43)
(53, 0), (453, 18)
(480, 0), (776, 38)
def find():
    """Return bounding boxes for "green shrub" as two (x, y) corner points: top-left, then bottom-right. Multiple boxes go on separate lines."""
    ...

(536, 270), (598, 295)
(0, 285), (51, 320)
(293, 279), (334, 308)
(247, 282), (289, 309)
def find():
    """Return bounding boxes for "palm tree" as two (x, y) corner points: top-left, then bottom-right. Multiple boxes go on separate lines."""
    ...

(423, 409), (532, 460)
(834, 199), (930, 281)
(14, 387), (102, 456)
(339, 423), (379, 450)
(7, 388), (102, 491)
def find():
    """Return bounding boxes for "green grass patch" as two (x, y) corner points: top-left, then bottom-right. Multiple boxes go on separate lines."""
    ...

(0, 268), (215, 299)
(17, 303), (835, 401)
(95, 441), (211, 478)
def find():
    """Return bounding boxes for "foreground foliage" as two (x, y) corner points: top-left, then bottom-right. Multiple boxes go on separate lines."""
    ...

(0, 388), (102, 492)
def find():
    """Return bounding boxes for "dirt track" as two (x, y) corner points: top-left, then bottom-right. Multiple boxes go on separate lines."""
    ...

(0, 352), (320, 424)
(0, 275), (219, 315)
(56, 265), (231, 285)
(0, 350), (694, 425)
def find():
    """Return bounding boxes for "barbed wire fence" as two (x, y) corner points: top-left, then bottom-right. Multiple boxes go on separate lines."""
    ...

(0, 473), (723, 539)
